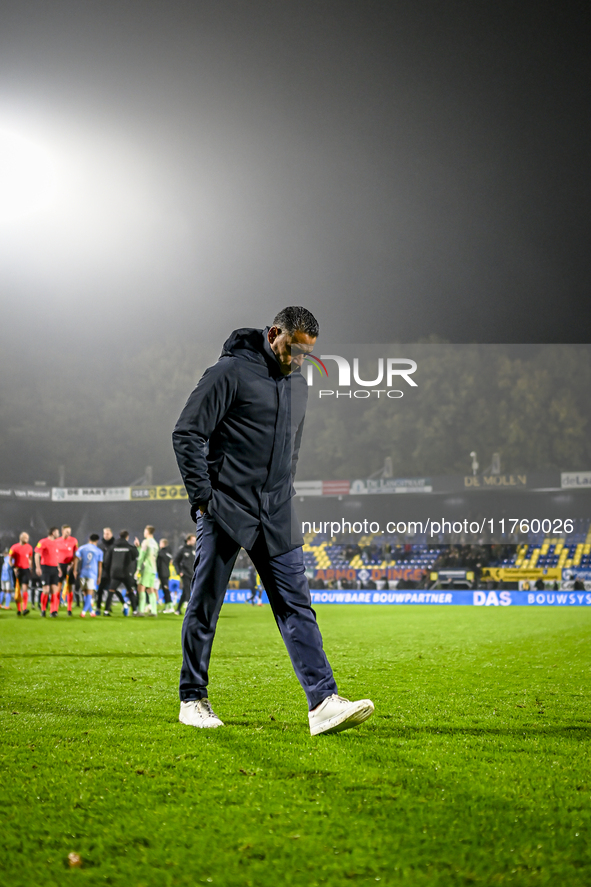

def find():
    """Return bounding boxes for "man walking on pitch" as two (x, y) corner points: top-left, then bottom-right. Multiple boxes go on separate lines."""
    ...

(137, 525), (159, 616)
(95, 527), (114, 615)
(157, 538), (175, 613)
(74, 534), (103, 617)
(172, 306), (374, 735)
(173, 533), (196, 616)
(9, 532), (33, 616)
(105, 531), (138, 616)
(35, 527), (62, 617)
(1, 549), (15, 610)
(57, 525), (79, 615)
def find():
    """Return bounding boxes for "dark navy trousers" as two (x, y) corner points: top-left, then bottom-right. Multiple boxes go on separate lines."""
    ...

(179, 512), (338, 709)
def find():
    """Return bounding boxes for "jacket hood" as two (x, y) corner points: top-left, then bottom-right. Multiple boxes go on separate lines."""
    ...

(220, 327), (268, 361)
(220, 326), (301, 377)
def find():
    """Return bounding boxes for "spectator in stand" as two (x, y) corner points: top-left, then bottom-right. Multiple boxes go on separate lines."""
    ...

(157, 538), (174, 614)
(57, 525), (79, 615)
(1, 549), (15, 609)
(96, 528), (115, 615)
(104, 531), (138, 616)
(473, 560), (483, 587)
(8, 532), (33, 616)
(173, 533), (196, 615)
(35, 527), (62, 617)
(417, 570), (430, 590)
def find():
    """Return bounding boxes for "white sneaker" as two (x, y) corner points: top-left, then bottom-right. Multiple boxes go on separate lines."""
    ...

(179, 699), (224, 729)
(309, 694), (374, 736)
(163, 607), (175, 614)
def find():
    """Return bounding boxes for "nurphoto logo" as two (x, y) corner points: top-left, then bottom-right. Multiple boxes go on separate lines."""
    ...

(304, 353), (418, 399)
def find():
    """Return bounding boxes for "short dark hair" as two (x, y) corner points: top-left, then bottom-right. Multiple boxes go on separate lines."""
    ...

(89, 533), (100, 542)
(48, 526), (59, 535)
(119, 530), (129, 539)
(272, 306), (319, 338)
(185, 533), (196, 543)
(145, 525), (155, 535)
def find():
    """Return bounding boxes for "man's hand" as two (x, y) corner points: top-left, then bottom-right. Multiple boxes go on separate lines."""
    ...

(36, 566), (42, 577)
(190, 501), (209, 522)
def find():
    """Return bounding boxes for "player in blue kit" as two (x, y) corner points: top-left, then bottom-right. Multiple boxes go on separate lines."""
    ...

(1, 549), (15, 609)
(73, 534), (103, 618)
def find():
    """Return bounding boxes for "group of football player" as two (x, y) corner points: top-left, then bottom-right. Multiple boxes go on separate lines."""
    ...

(1, 524), (196, 618)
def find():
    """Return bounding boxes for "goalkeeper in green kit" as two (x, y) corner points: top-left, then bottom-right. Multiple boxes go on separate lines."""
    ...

(137, 525), (159, 616)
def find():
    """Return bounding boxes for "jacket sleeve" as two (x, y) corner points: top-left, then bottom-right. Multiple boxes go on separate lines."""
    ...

(172, 358), (238, 515)
(290, 375), (308, 483)
(291, 415), (305, 481)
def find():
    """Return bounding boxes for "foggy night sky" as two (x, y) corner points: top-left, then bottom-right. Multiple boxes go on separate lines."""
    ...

(1, 0), (589, 353)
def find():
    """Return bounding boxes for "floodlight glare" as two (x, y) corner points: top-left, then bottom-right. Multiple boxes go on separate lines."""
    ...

(0, 129), (57, 223)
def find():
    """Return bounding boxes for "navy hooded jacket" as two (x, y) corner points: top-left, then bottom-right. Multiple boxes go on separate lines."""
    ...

(172, 327), (308, 556)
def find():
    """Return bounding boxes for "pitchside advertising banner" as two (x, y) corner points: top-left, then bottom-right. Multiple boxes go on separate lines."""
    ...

(4, 471), (583, 504)
(561, 472), (591, 490)
(1, 474), (580, 504)
(293, 472), (567, 497)
(0, 486), (52, 500)
(291, 343), (591, 545)
(1, 475), (578, 505)
(129, 485), (188, 501)
(224, 589), (591, 606)
(0, 484), (190, 502)
(52, 487), (130, 502)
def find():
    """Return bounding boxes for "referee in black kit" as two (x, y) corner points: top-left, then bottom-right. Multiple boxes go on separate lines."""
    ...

(172, 306), (373, 735)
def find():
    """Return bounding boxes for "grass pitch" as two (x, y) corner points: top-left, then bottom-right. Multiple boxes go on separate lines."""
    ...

(1, 604), (590, 887)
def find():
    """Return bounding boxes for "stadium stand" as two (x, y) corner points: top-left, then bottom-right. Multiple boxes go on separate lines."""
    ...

(300, 518), (591, 587)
